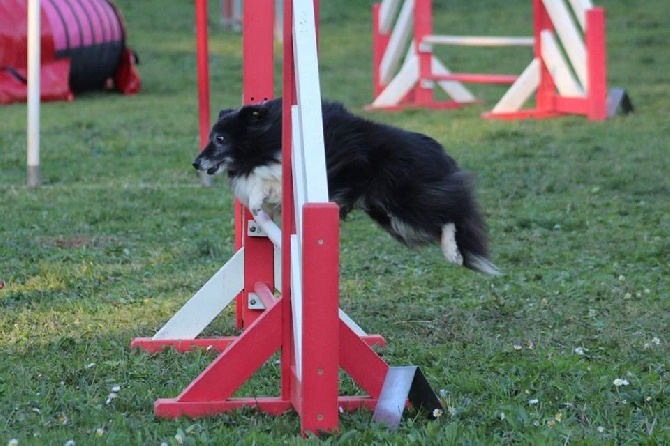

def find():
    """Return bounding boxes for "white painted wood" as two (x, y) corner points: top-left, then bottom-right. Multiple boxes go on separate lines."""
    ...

(153, 248), (245, 339)
(422, 35), (534, 47)
(431, 54), (477, 103)
(568, 0), (593, 30)
(291, 105), (306, 239)
(373, 47), (476, 107)
(379, 0), (403, 34)
(491, 58), (540, 113)
(290, 235), (303, 379)
(374, 51), (419, 107)
(542, 0), (587, 87)
(27, 0), (41, 187)
(541, 31), (584, 97)
(380, 0), (414, 85)
(339, 309), (368, 336)
(292, 0), (329, 205)
(274, 245), (282, 292)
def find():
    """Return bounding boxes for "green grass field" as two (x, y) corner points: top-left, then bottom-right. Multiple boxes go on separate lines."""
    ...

(1, 0), (668, 444)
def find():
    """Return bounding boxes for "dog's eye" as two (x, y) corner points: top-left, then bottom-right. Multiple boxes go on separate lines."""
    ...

(215, 135), (225, 143)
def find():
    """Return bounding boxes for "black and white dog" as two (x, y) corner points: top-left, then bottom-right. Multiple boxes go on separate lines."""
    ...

(193, 98), (499, 275)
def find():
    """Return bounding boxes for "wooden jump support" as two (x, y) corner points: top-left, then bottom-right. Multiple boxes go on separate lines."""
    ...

(132, 0), (441, 436)
(369, 0), (625, 120)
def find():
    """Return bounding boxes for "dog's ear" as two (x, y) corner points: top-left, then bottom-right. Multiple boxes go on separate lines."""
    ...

(218, 108), (234, 119)
(240, 104), (271, 124)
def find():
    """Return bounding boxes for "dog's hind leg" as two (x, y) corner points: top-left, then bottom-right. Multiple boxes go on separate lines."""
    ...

(441, 223), (464, 266)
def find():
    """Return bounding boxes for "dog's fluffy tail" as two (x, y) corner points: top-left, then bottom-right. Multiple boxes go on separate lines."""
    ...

(439, 172), (501, 276)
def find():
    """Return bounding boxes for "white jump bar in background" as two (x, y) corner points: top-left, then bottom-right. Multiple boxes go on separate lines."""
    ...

(422, 35), (535, 47)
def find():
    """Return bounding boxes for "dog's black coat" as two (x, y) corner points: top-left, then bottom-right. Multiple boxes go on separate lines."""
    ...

(193, 98), (498, 274)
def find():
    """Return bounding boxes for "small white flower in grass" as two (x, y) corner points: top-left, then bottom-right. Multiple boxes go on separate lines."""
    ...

(8, 440), (19, 446)
(105, 392), (118, 404)
(597, 426), (605, 433)
(95, 427), (104, 437)
(500, 412), (506, 421)
(432, 408), (443, 418)
(613, 378), (629, 387)
(574, 347), (585, 355)
(529, 399), (539, 405)
(111, 385), (121, 392)
(652, 336), (661, 345)
(448, 406), (457, 417)
(175, 433), (184, 444)
(618, 274), (625, 281)
(513, 344), (523, 351)
(85, 362), (96, 369)
(64, 441), (75, 446)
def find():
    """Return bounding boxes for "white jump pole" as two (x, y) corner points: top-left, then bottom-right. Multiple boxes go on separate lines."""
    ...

(27, 0), (41, 187)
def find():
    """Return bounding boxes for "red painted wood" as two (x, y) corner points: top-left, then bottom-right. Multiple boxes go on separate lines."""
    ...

(175, 298), (283, 402)
(339, 319), (389, 399)
(195, 0), (210, 149)
(155, 397), (292, 418)
(586, 8), (607, 120)
(414, 0), (433, 105)
(281, 0), (296, 404)
(239, 0), (276, 328)
(300, 203), (341, 435)
(130, 337), (236, 354)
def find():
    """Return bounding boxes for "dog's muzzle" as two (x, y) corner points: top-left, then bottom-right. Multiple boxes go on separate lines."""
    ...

(192, 158), (225, 175)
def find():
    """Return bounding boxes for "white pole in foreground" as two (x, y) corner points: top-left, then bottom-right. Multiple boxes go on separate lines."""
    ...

(27, 0), (41, 187)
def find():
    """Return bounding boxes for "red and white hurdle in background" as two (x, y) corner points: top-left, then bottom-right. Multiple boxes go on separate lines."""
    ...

(132, 0), (441, 436)
(370, 0), (630, 120)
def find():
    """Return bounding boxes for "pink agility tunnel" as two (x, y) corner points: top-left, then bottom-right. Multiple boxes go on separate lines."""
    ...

(0, 0), (140, 104)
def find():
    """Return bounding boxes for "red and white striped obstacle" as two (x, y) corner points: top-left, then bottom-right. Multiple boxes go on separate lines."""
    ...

(132, 0), (440, 436)
(369, 0), (612, 120)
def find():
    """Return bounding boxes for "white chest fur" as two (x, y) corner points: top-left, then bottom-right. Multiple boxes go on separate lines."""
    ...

(230, 164), (283, 215)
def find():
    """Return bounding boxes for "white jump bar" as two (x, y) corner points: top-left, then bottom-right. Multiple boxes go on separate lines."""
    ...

(422, 35), (535, 47)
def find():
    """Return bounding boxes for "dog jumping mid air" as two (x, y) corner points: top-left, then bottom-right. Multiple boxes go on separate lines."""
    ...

(193, 98), (500, 275)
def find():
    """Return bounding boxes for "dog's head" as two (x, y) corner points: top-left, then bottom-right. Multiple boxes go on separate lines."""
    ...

(192, 100), (281, 176)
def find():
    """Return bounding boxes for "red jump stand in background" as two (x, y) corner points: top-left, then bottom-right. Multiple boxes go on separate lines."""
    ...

(369, 0), (632, 119)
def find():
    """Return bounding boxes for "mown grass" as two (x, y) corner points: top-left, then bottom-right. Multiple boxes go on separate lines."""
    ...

(1, 0), (669, 444)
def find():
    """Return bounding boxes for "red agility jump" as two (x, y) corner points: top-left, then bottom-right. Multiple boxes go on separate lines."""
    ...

(132, 0), (440, 436)
(369, 0), (610, 120)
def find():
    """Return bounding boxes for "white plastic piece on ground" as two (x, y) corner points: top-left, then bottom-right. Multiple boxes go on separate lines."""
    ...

(541, 30), (585, 97)
(491, 58), (540, 113)
(153, 249), (244, 339)
(542, 0), (587, 87)
(380, 0), (414, 86)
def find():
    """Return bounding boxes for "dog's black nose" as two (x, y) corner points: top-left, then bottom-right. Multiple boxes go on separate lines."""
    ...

(192, 161), (200, 170)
